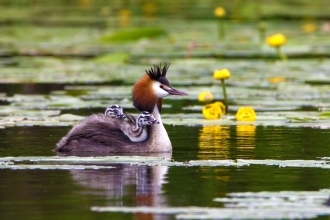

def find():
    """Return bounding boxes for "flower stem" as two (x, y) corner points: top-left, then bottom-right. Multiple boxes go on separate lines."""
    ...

(218, 18), (225, 40)
(221, 79), (228, 111)
(259, 28), (265, 44)
(276, 46), (287, 61)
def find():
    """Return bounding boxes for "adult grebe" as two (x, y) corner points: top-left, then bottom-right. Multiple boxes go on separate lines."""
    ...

(54, 63), (188, 153)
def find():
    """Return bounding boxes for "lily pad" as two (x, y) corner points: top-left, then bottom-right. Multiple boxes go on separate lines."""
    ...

(0, 164), (114, 170)
(92, 52), (130, 64)
(57, 114), (85, 122)
(99, 27), (167, 43)
(91, 188), (330, 220)
(2, 156), (330, 169)
(317, 111), (330, 118)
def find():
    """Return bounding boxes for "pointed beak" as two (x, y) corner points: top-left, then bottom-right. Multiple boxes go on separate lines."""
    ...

(167, 87), (189, 96)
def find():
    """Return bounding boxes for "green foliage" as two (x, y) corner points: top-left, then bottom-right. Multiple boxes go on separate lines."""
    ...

(99, 27), (167, 43)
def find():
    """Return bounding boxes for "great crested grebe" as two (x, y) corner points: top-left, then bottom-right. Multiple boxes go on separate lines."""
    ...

(104, 104), (159, 142)
(54, 63), (188, 153)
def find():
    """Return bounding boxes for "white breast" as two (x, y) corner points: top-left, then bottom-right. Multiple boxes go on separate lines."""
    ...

(126, 130), (148, 142)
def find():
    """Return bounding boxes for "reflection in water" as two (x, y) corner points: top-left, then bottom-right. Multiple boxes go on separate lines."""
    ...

(70, 162), (169, 220)
(198, 126), (231, 159)
(236, 125), (256, 159)
(198, 125), (256, 160)
(198, 126), (232, 186)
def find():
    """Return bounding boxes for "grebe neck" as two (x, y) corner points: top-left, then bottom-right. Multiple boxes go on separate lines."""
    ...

(147, 104), (172, 151)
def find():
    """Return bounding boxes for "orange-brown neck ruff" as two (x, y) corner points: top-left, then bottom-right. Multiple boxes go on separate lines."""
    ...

(133, 74), (161, 113)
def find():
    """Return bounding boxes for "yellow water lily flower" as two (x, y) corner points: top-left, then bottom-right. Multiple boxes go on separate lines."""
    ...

(213, 69), (230, 80)
(236, 107), (256, 121)
(214, 101), (226, 114)
(213, 69), (230, 110)
(268, 77), (286, 83)
(202, 103), (223, 120)
(301, 23), (317, 33)
(266, 33), (286, 47)
(214, 7), (226, 17)
(78, 0), (93, 8)
(198, 91), (214, 102)
(266, 33), (287, 61)
(118, 9), (132, 27)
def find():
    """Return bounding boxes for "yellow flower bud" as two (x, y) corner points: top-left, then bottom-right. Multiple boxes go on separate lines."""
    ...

(202, 103), (223, 120)
(198, 91), (214, 103)
(213, 69), (230, 80)
(236, 107), (256, 121)
(214, 7), (226, 17)
(266, 33), (286, 47)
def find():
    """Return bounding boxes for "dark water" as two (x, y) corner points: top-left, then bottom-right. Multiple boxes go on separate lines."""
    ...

(0, 125), (330, 219)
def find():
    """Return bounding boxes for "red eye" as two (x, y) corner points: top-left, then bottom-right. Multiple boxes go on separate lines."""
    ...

(160, 85), (164, 89)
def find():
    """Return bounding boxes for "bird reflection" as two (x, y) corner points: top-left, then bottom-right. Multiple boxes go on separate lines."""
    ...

(68, 153), (170, 220)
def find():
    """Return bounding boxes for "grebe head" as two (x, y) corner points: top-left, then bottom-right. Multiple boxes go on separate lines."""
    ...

(105, 104), (126, 118)
(137, 111), (159, 128)
(132, 63), (188, 112)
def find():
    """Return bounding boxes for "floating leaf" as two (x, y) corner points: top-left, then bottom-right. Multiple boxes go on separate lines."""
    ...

(57, 114), (85, 122)
(99, 27), (167, 43)
(91, 188), (330, 220)
(2, 156), (330, 169)
(0, 164), (114, 170)
(92, 53), (130, 64)
(317, 111), (330, 118)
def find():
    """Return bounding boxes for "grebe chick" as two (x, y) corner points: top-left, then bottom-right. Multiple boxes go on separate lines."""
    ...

(105, 104), (126, 119)
(105, 105), (159, 142)
(54, 63), (188, 153)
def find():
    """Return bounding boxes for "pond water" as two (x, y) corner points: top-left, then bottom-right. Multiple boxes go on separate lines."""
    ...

(0, 125), (330, 219)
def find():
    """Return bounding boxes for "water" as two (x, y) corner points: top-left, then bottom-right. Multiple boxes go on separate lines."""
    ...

(0, 125), (330, 219)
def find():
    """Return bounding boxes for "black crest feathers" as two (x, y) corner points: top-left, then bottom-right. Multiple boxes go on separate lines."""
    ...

(146, 63), (170, 80)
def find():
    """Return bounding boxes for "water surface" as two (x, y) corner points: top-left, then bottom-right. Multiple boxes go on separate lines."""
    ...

(0, 125), (329, 219)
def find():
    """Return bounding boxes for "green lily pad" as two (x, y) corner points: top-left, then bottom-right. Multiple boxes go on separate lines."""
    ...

(2, 156), (330, 169)
(305, 79), (330, 85)
(57, 114), (85, 122)
(0, 108), (60, 117)
(92, 53), (130, 64)
(317, 111), (330, 118)
(0, 164), (114, 170)
(99, 27), (167, 43)
(91, 188), (330, 219)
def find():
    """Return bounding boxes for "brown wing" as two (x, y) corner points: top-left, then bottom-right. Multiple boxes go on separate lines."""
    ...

(54, 113), (157, 153)
(123, 111), (136, 124)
